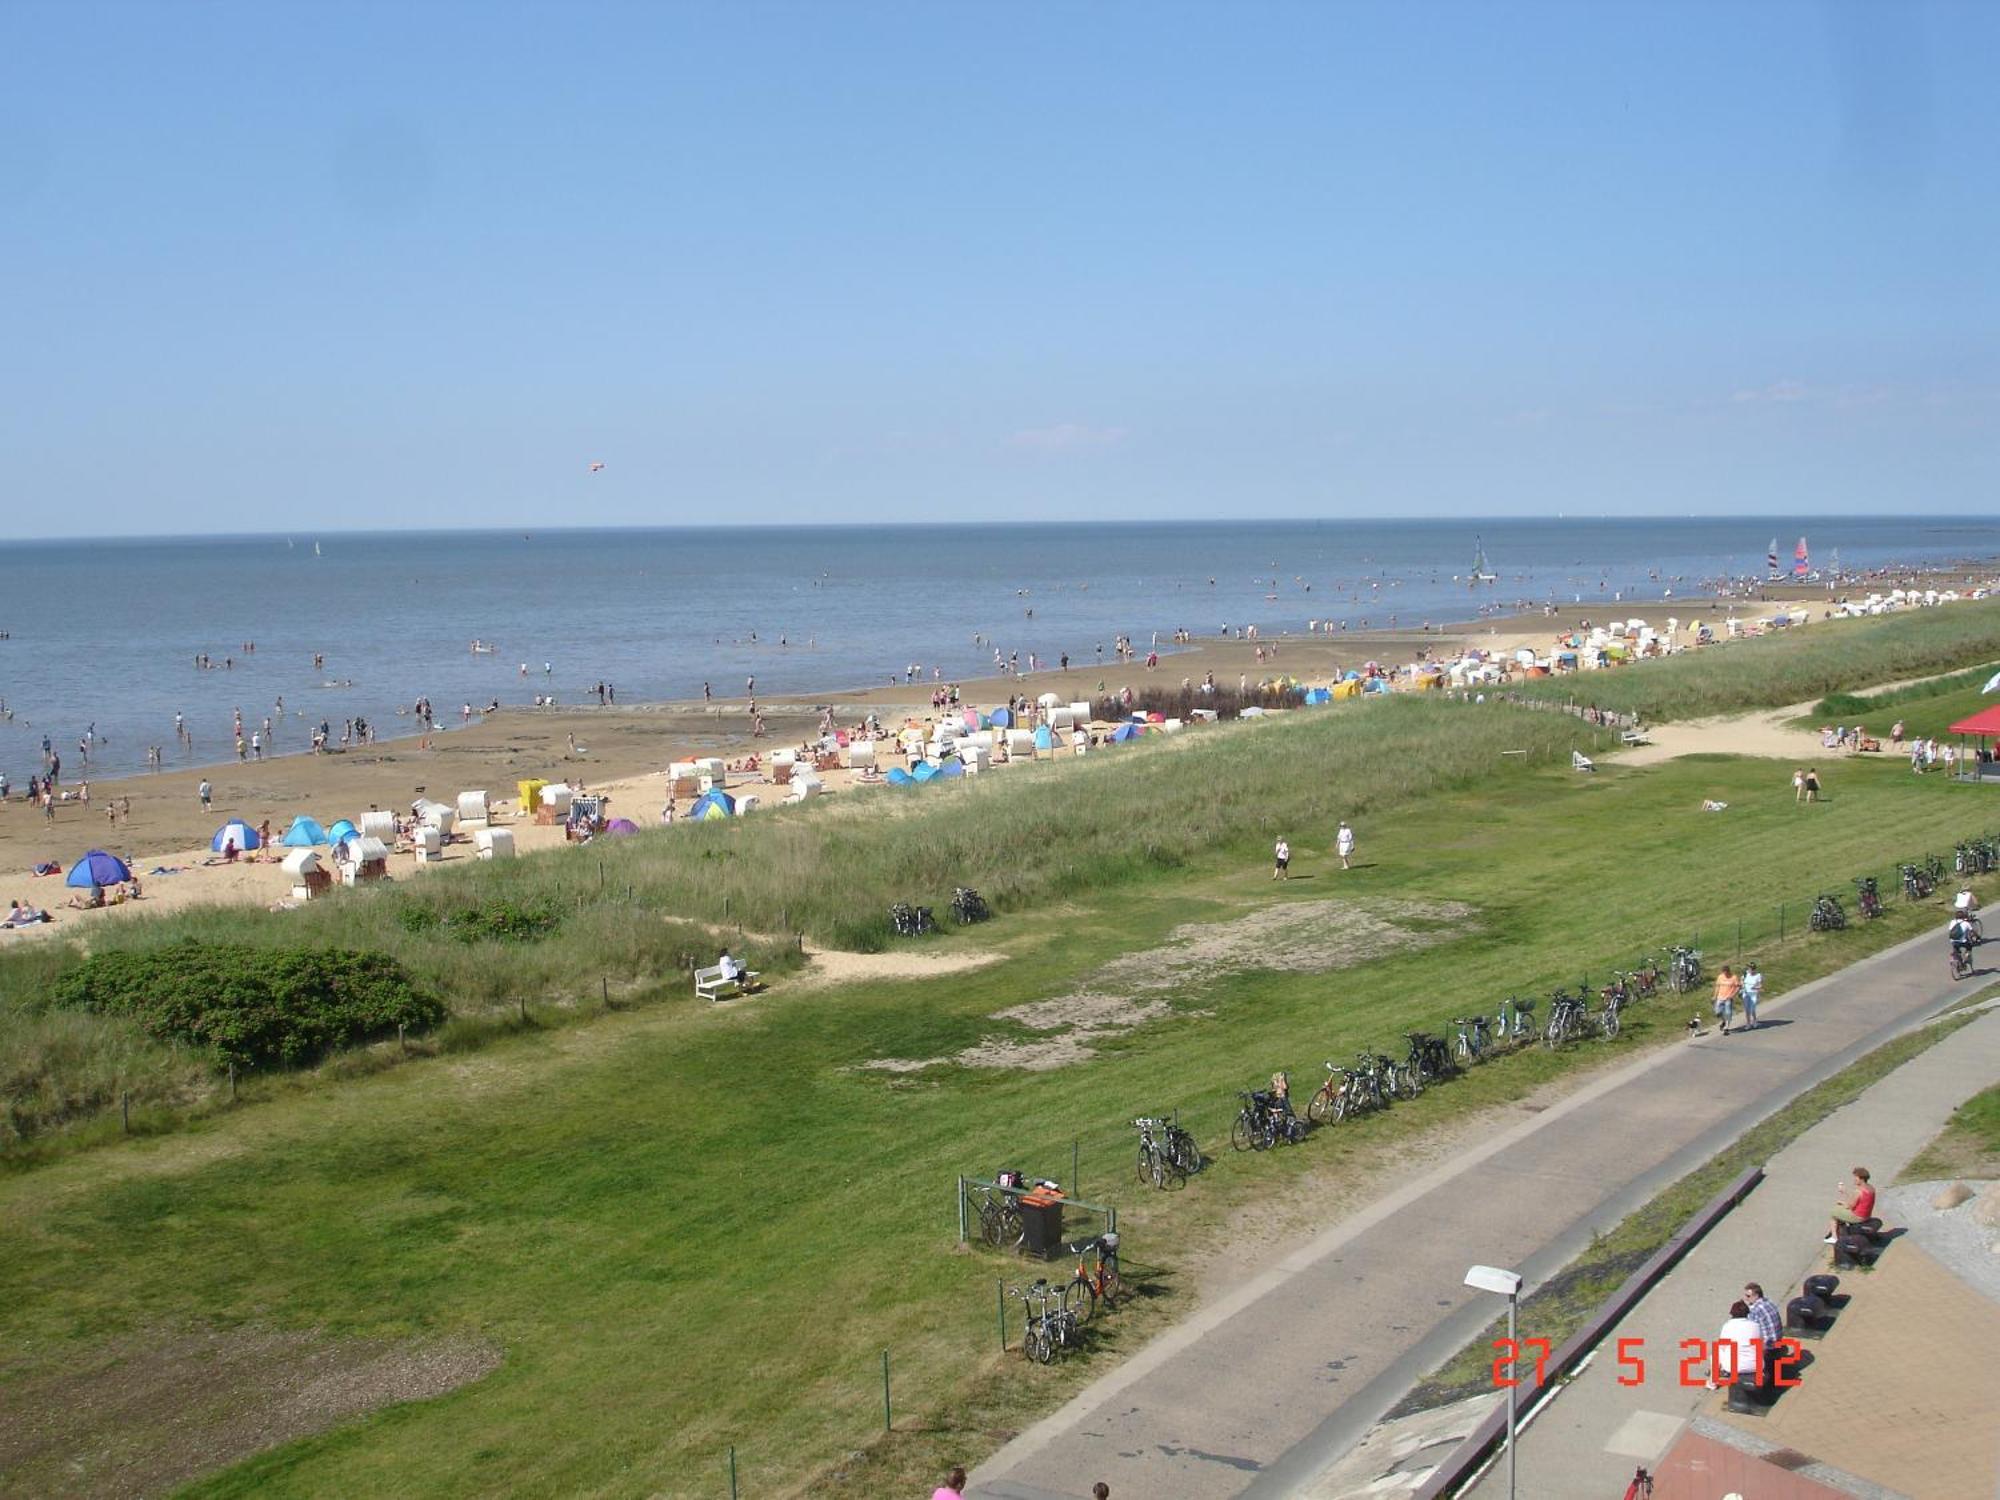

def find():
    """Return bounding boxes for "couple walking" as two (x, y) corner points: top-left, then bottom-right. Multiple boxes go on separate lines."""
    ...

(1272, 821), (1356, 880)
(1711, 963), (1763, 1033)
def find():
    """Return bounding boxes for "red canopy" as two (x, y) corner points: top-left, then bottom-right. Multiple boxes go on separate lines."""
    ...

(1948, 705), (2000, 736)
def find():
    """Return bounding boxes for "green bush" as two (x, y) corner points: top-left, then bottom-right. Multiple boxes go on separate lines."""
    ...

(398, 898), (561, 943)
(51, 941), (444, 1067)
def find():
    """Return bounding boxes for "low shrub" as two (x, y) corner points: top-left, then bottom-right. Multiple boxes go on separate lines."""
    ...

(400, 898), (562, 944)
(52, 940), (445, 1067)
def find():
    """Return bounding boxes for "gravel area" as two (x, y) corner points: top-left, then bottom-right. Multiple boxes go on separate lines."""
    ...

(1878, 1178), (2000, 1303)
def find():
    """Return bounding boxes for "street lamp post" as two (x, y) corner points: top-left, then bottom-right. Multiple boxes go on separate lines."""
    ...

(1465, 1263), (1524, 1500)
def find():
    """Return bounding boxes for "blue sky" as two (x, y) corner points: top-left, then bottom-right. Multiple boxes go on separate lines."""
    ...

(1, 0), (1994, 537)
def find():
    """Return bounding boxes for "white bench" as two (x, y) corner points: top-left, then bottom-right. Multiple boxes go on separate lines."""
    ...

(1621, 729), (1651, 746)
(695, 964), (761, 1002)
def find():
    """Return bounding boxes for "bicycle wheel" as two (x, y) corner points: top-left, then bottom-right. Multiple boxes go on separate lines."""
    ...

(1027, 1325), (1054, 1364)
(1098, 1265), (1122, 1309)
(1170, 1131), (1200, 1175)
(1602, 1007), (1620, 1040)
(997, 1205), (1023, 1249)
(1306, 1083), (1336, 1124)
(1136, 1146), (1157, 1188)
(1331, 1086), (1352, 1123)
(1400, 1062), (1424, 1097)
(1231, 1111), (1255, 1152)
(1063, 1277), (1096, 1325)
(979, 1205), (1004, 1247)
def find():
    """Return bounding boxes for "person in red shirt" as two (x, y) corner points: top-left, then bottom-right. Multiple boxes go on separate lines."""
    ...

(1824, 1166), (1876, 1244)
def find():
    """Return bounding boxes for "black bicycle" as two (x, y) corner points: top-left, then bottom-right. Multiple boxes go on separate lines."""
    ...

(1809, 893), (1847, 932)
(951, 886), (991, 924)
(1667, 945), (1703, 994)
(1853, 875), (1883, 920)
(1232, 1089), (1304, 1151)
(890, 902), (934, 937)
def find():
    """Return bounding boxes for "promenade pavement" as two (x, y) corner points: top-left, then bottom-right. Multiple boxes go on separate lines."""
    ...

(1457, 1002), (2000, 1500)
(969, 928), (1983, 1500)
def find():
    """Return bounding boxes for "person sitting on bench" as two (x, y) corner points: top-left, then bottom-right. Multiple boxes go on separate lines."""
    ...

(1705, 1299), (1763, 1393)
(1823, 1165), (1875, 1244)
(718, 949), (744, 985)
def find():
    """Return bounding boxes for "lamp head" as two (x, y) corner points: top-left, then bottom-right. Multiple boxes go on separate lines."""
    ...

(1464, 1264), (1523, 1298)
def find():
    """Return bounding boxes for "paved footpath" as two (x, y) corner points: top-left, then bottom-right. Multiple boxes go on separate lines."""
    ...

(1460, 1002), (2000, 1500)
(970, 929), (1984, 1500)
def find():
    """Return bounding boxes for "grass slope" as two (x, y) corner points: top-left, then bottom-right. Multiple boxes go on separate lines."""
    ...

(2, 738), (1995, 1497)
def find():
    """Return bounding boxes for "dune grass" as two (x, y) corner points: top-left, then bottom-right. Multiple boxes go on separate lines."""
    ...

(1506, 600), (2000, 722)
(1807, 662), (2000, 725)
(2, 729), (1994, 1497)
(1900, 1079), (2000, 1182)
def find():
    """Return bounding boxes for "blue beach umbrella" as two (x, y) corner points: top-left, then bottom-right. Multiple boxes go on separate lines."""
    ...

(281, 817), (327, 846)
(990, 707), (1012, 729)
(211, 820), (261, 852)
(67, 849), (132, 888)
(325, 819), (358, 847)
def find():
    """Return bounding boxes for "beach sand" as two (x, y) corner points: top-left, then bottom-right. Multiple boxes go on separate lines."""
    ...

(4, 570), (1984, 941)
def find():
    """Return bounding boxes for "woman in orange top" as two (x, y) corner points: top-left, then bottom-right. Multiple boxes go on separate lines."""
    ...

(1713, 965), (1742, 1034)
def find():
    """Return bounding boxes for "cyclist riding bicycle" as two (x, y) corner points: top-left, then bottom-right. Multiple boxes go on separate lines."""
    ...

(1948, 915), (1976, 967)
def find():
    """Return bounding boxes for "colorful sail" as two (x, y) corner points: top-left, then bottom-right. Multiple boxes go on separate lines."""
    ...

(1767, 538), (1779, 577)
(1793, 537), (1809, 579)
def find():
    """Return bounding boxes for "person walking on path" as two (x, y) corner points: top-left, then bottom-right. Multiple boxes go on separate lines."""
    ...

(1712, 964), (1741, 1034)
(1336, 820), (1356, 869)
(1823, 1166), (1875, 1243)
(1740, 962), (1763, 1029)
(931, 1466), (967, 1500)
(1273, 837), (1291, 880)
(1804, 766), (1822, 802)
(1792, 767), (1805, 802)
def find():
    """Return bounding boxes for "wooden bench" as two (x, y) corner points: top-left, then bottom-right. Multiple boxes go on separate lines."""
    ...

(695, 964), (761, 1002)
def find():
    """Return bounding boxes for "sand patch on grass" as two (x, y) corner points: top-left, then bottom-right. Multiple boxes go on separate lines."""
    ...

(864, 898), (1473, 1075)
(0, 1325), (502, 1498)
(799, 944), (1004, 990)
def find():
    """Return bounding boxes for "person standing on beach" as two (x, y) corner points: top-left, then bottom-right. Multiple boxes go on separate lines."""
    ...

(198, 778), (212, 810)
(1336, 821), (1355, 869)
(1273, 837), (1290, 880)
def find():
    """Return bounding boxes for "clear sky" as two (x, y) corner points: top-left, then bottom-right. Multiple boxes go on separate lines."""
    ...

(2, 0), (1994, 537)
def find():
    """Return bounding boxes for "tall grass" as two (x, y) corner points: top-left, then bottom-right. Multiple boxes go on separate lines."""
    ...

(1808, 661), (1999, 721)
(1506, 600), (2000, 721)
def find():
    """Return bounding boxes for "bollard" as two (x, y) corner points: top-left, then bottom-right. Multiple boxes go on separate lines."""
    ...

(882, 1349), (892, 1431)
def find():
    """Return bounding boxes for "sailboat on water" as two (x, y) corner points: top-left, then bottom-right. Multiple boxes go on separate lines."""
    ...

(1469, 536), (1497, 583)
(1793, 537), (1810, 580)
(1766, 537), (1780, 580)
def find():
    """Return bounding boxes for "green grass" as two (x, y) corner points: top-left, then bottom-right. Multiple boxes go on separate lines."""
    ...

(1391, 1006), (1985, 1416)
(1900, 1079), (2000, 1183)
(1507, 599), (2000, 722)
(2, 726), (1996, 1497)
(1806, 662), (2000, 725)
(2, 698), (1605, 1149)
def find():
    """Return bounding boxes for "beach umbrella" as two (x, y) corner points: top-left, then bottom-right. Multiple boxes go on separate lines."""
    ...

(604, 818), (640, 837)
(990, 707), (1012, 729)
(211, 820), (261, 852)
(325, 819), (358, 847)
(281, 816), (327, 847)
(66, 850), (131, 888)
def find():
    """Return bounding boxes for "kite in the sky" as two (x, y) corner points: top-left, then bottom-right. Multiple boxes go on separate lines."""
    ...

(588, 461), (605, 473)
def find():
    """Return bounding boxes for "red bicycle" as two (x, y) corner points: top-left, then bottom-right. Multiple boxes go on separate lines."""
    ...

(1062, 1233), (1122, 1323)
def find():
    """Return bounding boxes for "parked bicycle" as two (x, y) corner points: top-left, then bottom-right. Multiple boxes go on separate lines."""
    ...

(1625, 959), (1661, 1000)
(1451, 1013), (1493, 1066)
(976, 1177), (1025, 1249)
(889, 902), (934, 937)
(1402, 1030), (1453, 1085)
(1013, 1280), (1079, 1364)
(1133, 1117), (1180, 1189)
(1598, 988), (1625, 1040)
(1542, 988), (1590, 1047)
(1494, 995), (1538, 1047)
(950, 886), (991, 924)
(1667, 945), (1703, 994)
(1900, 863), (1936, 901)
(1809, 893), (1847, 932)
(1232, 1086), (1305, 1151)
(1853, 875), (1883, 920)
(1063, 1233), (1122, 1323)
(1162, 1113), (1201, 1176)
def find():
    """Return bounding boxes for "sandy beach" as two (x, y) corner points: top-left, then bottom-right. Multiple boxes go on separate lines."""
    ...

(4, 566), (1987, 942)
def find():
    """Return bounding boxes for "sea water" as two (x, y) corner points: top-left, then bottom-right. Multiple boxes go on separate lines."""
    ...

(0, 516), (1992, 780)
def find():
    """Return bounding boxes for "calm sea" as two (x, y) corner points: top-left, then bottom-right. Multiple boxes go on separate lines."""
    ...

(1, 517), (1993, 781)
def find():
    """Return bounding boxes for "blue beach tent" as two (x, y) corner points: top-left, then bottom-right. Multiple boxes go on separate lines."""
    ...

(1109, 723), (1141, 743)
(1304, 687), (1332, 705)
(211, 820), (261, 852)
(281, 817), (327, 846)
(325, 819), (359, 847)
(936, 758), (966, 778)
(990, 707), (1012, 729)
(884, 767), (915, 786)
(689, 789), (737, 820)
(1033, 725), (1053, 751)
(66, 849), (132, 888)
(910, 760), (938, 783)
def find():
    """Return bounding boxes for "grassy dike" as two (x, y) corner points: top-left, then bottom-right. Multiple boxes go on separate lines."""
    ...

(5, 612), (2000, 1496)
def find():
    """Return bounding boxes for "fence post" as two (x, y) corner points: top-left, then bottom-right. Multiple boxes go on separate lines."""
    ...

(229, 1062), (238, 1101)
(121, 1090), (131, 1133)
(728, 1445), (737, 1500)
(601, 976), (609, 1008)
(518, 995), (527, 1024)
(397, 1023), (407, 1055)
(998, 1279), (1007, 1352)
(882, 1349), (892, 1431)
(1735, 918), (1742, 962)
(957, 1177), (966, 1244)
(1779, 903), (1786, 942)
(1072, 1139), (1080, 1199)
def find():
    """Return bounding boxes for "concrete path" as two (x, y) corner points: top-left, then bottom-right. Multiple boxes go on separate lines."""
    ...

(1459, 1004), (2000, 1500)
(969, 929), (1983, 1500)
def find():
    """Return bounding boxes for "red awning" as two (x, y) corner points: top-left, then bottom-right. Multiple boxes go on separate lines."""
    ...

(1948, 705), (2000, 736)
